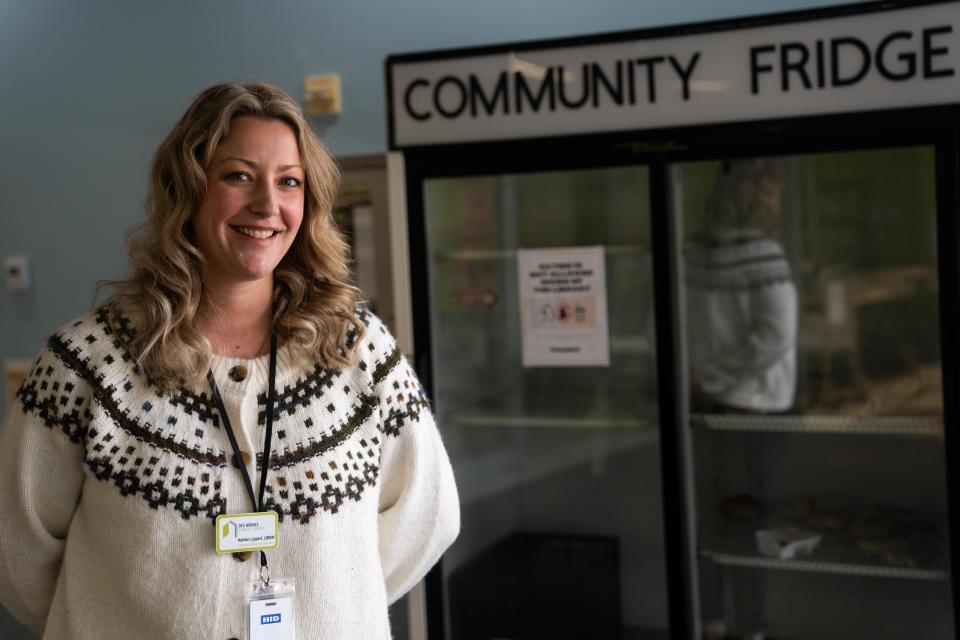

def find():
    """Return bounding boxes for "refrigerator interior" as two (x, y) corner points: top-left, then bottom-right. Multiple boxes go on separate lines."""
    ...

(673, 146), (953, 640)
(422, 166), (670, 639)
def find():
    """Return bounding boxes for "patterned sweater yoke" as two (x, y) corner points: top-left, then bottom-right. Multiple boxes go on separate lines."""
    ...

(0, 307), (460, 640)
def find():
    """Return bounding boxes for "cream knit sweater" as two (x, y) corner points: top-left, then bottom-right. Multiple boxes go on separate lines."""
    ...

(0, 307), (459, 639)
(685, 229), (798, 412)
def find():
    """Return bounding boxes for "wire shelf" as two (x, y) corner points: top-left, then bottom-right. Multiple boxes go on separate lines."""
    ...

(447, 412), (653, 429)
(691, 413), (942, 437)
(434, 245), (646, 262)
(699, 548), (949, 581)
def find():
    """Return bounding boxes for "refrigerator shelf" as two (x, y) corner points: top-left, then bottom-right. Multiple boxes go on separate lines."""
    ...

(691, 414), (942, 438)
(433, 244), (646, 262)
(699, 548), (949, 581)
(446, 411), (654, 430)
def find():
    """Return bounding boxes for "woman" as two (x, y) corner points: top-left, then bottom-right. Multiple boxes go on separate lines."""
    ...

(0, 82), (459, 639)
(685, 158), (798, 413)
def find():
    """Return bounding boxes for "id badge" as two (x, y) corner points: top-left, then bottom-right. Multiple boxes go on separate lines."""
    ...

(216, 512), (279, 554)
(246, 577), (296, 640)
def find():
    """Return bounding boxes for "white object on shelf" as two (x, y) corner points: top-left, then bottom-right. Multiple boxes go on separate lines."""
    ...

(755, 528), (821, 560)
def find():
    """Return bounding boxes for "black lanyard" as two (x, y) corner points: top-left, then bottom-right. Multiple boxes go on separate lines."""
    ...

(207, 334), (278, 572)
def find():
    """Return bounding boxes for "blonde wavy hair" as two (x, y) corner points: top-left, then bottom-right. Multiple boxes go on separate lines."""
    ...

(101, 82), (362, 390)
(709, 158), (786, 236)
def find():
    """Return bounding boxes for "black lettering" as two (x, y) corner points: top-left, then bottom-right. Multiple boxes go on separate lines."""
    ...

(558, 64), (590, 109)
(549, 346), (580, 353)
(816, 40), (826, 88)
(750, 45), (776, 94)
(514, 69), (557, 113)
(433, 76), (468, 118)
(923, 26), (955, 78)
(627, 60), (637, 104)
(591, 61), (624, 107)
(403, 79), (431, 121)
(876, 31), (916, 81)
(635, 56), (665, 103)
(831, 37), (871, 87)
(780, 42), (812, 91)
(469, 72), (510, 117)
(668, 52), (700, 100)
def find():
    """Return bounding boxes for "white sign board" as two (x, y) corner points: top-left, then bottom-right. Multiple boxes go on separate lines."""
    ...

(517, 247), (610, 367)
(389, 2), (960, 146)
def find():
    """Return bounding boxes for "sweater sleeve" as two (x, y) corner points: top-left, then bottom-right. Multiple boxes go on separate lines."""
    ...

(0, 346), (88, 635)
(369, 319), (460, 604)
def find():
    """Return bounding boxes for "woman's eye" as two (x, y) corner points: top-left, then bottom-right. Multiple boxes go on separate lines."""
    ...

(280, 176), (303, 188)
(225, 171), (251, 182)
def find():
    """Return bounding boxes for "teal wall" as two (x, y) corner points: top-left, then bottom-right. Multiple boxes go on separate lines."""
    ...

(0, 0), (858, 636)
(0, 0), (854, 381)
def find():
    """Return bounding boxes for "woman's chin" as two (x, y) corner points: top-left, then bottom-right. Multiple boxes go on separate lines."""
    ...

(205, 265), (277, 289)
(238, 257), (286, 281)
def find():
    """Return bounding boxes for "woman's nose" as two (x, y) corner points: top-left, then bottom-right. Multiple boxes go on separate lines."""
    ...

(250, 182), (279, 216)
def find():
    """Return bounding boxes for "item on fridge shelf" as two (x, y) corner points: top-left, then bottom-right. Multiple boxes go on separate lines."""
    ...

(790, 497), (816, 517)
(721, 494), (761, 522)
(853, 508), (939, 569)
(703, 619), (728, 640)
(755, 527), (821, 560)
(790, 497), (851, 532)
(851, 508), (901, 538)
(806, 508), (851, 532)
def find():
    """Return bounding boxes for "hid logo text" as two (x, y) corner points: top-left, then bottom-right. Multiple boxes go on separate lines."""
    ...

(261, 613), (282, 625)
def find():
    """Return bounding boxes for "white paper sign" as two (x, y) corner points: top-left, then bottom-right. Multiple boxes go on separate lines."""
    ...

(517, 246), (610, 367)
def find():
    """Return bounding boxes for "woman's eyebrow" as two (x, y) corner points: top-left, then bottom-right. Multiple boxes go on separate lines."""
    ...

(215, 156), (303, 171)
(215, 156), (255, 168)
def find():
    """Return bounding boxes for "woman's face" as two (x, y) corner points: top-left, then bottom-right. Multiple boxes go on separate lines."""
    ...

(193, 116), (305, 289)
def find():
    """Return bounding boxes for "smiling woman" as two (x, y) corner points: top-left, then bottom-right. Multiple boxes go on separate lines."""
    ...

(195, 117), (306, 286)
(0, 82), (459, 640)
(192, 117), (307, 357)
(106, 82), (354, 386)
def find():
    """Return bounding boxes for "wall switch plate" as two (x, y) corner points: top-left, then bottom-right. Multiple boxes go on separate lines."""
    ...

(4, 255), (31, 292)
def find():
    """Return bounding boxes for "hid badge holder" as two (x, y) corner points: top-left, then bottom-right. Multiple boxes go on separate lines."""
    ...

(208, 335), (296, 640)
(247, 577), (297, 640)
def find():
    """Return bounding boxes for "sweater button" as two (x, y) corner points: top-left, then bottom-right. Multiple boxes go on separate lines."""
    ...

(232, 451), (252, 468)
(228, 365), (248, 382)
(232, 551), (253, 562)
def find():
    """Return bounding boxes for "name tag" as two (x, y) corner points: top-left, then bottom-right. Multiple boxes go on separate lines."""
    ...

(249, 594), (294, 640)
(215, 512), (279, 554)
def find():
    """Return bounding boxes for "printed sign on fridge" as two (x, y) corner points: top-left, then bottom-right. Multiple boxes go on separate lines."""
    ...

(517, 246), (610, 367)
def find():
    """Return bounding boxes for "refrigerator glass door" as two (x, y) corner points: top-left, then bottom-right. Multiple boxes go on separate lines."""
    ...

(423, 166), (669, 639)
(673, 148), (953, 639)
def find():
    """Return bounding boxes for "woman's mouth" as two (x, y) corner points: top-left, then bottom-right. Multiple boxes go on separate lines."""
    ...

(231, 226), (279, 239)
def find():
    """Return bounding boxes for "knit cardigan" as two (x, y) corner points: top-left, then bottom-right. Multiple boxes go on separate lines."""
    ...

(0, 307), (459, 639)
(685, 229), (798, 412)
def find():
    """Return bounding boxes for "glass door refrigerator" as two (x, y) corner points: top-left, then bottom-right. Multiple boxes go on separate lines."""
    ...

(675, 146), (954, 639)
(406, 156), (675, 640)
(386, 2), (960, 638)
